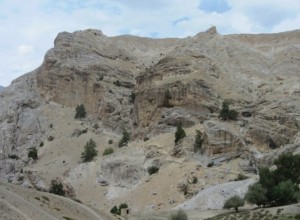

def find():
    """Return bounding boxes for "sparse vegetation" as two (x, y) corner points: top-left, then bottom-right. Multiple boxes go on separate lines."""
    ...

(103, 147), (114, 156)
(175, 122), (186, 144)
(118, 129), (130, 147)
(147, 166), (159, 175)
(75, 104), (86, 119)
(108, 139), (113, 144)
(219, 101), (238, 121)
(194, 130), (204, 153)
(28, 147), (38, 160)
(49, 179), (65, 196)
(39, 141), (44, 147)
(170, 209), (188, 220)
(81, 139), (98, 162)
(223, 195), (245, 213)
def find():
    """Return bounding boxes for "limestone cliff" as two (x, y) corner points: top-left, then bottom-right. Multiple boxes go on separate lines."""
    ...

(0, 28), (299, 211)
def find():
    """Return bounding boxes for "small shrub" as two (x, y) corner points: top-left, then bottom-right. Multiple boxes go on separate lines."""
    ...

(118, 129), (130, 147)
(39, 141), (44, 147)
(49, 179), (65, 196)
(119, 203), (128, 210)
(143, 136), (149, 142)
(175, 122), (186, 144)
(8, 154), (19, 160)
(108, 139), (113, 144)
(110, 205), (119, 215)
(81, 139), (98, 162)
(234, 173), (249, 181)
(103, 148), (114, 156)
(35, 196), (40, 200)
(147, 166), (159, 175)
(170, 209), (188, 220)
(75, 104), (86, 119)
(48, 136), (54, 141)
(28, 147), (38, 160)
(207, 162), (214, 167)
(113, 80), (121, 86)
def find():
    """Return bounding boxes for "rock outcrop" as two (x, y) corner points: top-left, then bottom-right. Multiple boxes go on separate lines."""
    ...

(0, 27), (299, 214)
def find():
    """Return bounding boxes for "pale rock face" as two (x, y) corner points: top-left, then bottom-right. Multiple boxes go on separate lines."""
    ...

(0, 27), (299, 211)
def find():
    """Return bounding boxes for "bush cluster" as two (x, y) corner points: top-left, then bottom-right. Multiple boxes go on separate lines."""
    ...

(245, 153), (300, 207)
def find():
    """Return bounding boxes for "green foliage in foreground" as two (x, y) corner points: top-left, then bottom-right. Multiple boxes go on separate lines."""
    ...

(245, 153), (300, 207)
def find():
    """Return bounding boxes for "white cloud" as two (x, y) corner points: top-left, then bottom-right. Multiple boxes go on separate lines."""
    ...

(0, 0), (299, 86)
(18, 45), (34, 56)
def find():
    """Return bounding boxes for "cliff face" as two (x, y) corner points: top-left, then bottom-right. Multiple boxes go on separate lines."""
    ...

(0, 28), (299, 203)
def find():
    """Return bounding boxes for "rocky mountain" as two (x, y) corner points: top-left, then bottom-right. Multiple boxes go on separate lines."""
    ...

(0, 27), (299, 217)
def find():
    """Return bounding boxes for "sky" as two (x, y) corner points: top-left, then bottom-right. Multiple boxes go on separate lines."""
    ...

(0, 0), (299, 86)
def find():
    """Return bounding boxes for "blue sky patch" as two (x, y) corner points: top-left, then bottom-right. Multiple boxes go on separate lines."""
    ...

(199, 0), (230, 13)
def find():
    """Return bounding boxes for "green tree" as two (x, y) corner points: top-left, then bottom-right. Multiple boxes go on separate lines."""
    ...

(272, 180), (298, 206)
(273, 153), (300, 185)
(170, 209), (188, 220)
(219, 101), (238, 121)
(245, 183), (267, 207)
(118, 129), (130, 147)
(81, 139), (98, 162)
(75, 104), (86, 119)
(223, 195), (245, 213)
(28, 147), (38, 160)
(194, 130), (203, 153)
(175, 122), (186, 144)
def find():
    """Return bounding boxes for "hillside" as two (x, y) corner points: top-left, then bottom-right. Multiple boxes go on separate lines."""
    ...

(0, 27), (299, 217)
